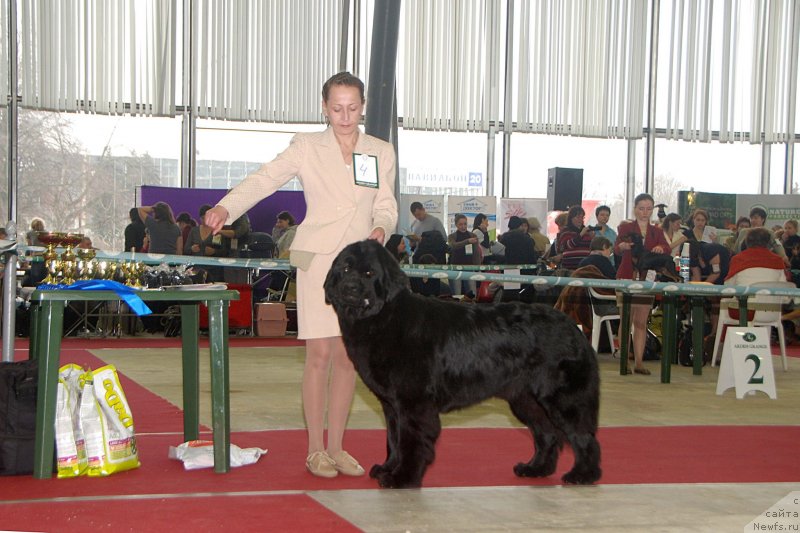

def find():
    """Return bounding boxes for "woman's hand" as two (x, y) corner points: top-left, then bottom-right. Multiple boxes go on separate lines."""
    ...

(651, 245), (666, 254)
(203, 206), (229, 234)
(618, 241), (632, 251)
(368, 227), (386, 244)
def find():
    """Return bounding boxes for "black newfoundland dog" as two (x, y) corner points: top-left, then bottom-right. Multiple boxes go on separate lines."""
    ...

(324, 240), (601, 488)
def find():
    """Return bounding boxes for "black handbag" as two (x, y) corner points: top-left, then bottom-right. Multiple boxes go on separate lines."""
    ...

(0, 359), (37, 475)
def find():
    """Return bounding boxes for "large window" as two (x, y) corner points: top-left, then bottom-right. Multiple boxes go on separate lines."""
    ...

(397, 130), (487, 196)
(509, 134), (628, 227)
(194, 120), (316, 190)
(17, 111), (181, 250)
(653, 139), (761, 199)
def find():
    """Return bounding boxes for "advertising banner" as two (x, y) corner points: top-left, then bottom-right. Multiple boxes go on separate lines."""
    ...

(737, 194), (800, 226)
(677, 191), (737, 229)
(446, 196), (497, 234)
(498, 198), (549, 234)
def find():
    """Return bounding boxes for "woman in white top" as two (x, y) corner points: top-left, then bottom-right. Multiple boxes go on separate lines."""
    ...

(691, 208), (717, 243)
(662, 213), (688, 256)
(472, 213), (492, 261)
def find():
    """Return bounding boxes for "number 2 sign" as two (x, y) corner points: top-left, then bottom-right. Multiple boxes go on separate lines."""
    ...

(716, 327), (777, 399)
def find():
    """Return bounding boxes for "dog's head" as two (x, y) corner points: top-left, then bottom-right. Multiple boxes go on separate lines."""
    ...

(324, 240), (409, 320)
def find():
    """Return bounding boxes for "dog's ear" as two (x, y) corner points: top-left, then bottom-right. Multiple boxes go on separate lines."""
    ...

(371, 241), (408, 300)
(323, 251), (345, 305)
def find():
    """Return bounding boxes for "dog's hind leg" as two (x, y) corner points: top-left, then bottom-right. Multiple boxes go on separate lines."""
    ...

(508, 394), (561, 478)
(370, 399), (400, 479)
(374, 404), (441, 489)
(536, 394), (602, 485)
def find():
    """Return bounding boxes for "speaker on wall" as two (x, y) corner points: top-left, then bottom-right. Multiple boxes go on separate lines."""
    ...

(547, 167), (583, 212)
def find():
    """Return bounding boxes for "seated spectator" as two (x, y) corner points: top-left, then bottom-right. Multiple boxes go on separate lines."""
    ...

(385, 233), (409, 264)
(690, 241), (731, 350)
(781, 219), (800, 271)
(724, 216), (750, 254)
(725, 227), (789, 286)
(557, 206), (595, 270)
(218, 213), (251, 256)
(690, 242), (730, 285)
(578, 236), (616, 279)
(275, 213), (297, 258)
(26, 218), (46, 246)
(526, 217), (550, 257)
(176, 212), (196, 250)
(138, 202), (182, 255)
(409, 254), (452, 297)
(554, 264), (612, 336)
(185, 204), (226, 281)
(733, 207), (789, 265)
(662, 213), (689, 256)
(272, 211), (295, 244)
(499, 216), (538, 268)
(124, 207), (147, 252)
(412, 230), (448, 265)
(689, 208), (718, 243)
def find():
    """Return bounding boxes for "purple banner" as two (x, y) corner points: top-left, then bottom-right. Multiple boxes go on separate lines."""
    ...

(137, 186), (306, 234)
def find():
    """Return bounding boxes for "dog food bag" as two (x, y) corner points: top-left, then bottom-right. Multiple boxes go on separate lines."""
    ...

(79, 366), (140, 476)
(55, 364), (88, 478)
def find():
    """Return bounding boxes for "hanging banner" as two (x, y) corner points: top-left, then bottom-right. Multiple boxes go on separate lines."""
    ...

(498, 198), (549, 234)
(736, 194), (800, 226)
(446, 196), (497, 235)
(677, 191), (737, 229)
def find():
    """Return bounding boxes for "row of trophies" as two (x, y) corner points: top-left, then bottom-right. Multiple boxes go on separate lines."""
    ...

(38, 231), (145, 287)
(37, 231), (198, 288)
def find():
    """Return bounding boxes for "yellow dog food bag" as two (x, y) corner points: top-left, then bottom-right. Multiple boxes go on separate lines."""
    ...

(55, 364), (88, 478)
(79, 365), (140, 476)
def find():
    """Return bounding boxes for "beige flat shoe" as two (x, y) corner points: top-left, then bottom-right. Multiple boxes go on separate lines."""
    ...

(328, 450), (365, 476)
(306, 451), (338, 478)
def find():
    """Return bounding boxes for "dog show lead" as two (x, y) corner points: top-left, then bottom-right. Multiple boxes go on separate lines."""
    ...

(204, 72), (398, 479)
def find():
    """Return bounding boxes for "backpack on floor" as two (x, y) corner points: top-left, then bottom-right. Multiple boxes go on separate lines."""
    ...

(0, 359), (37, 475)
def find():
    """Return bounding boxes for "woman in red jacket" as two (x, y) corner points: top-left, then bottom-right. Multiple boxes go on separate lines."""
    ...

(614, 193), (670, 375)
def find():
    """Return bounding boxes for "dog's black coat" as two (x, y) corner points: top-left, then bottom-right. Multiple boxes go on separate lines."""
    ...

(324, 240), (602, 488)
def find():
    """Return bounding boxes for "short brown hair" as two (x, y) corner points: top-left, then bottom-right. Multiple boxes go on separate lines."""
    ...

(322, 72), (365, 103)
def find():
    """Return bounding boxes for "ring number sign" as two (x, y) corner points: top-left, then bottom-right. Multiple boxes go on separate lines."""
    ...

(716, 327), (777, 399)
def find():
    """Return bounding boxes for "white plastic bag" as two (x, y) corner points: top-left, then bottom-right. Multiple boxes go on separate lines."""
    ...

(168, 440), (268, 470)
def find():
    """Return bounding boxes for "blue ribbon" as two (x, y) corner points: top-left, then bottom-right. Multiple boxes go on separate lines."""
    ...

(38, 280), (152, 316)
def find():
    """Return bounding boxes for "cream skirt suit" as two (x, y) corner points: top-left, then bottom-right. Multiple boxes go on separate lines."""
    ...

(217, 127), (398, 339)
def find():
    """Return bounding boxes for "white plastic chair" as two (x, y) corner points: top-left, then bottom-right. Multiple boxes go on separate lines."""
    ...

(711, 280), (793, 371)
(588, 287), (620, 354)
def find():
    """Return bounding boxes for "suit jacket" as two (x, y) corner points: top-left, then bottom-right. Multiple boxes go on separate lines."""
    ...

(614, 220), (670, 280)
(217, 127), (398, 255)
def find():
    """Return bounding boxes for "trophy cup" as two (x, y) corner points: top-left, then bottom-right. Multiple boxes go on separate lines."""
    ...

(77, 247), (96, 280)
(37, 232), (66, 284)
(59, 233), (83, 285)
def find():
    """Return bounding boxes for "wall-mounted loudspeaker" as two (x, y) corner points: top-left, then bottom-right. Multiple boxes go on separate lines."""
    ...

(547, 167), (583, 212)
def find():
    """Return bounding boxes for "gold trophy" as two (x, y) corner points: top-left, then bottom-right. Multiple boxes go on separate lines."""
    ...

(77, 247), (96, 280)
(59, 233), (83, 285)
(37, 231), (66, 284)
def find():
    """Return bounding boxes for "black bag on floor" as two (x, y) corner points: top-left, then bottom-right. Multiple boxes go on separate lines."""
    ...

(0, 359), (37, 475)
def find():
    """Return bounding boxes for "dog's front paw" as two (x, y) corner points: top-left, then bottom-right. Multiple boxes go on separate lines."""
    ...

(513, 462), (556, 478)
(375, 471), (422, 489)
(369, 463), (390, 479)
(561, 467), (601, 485)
